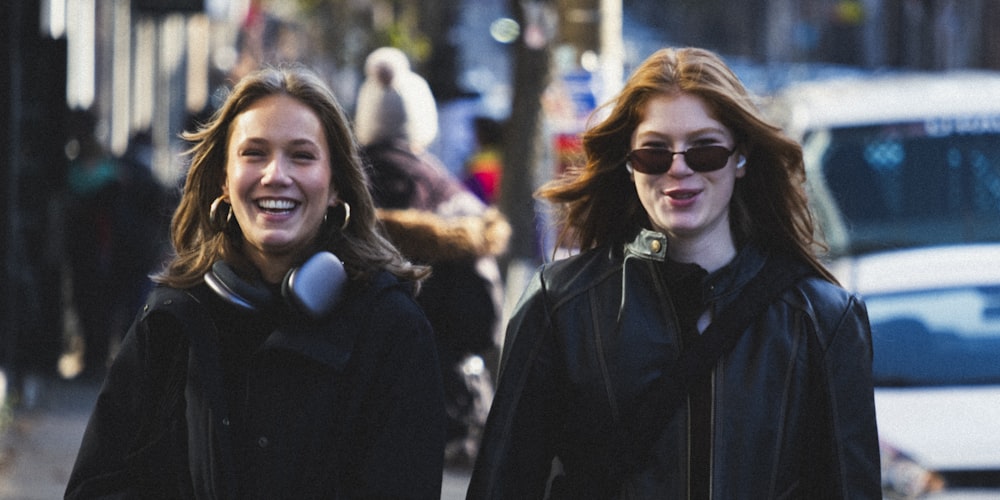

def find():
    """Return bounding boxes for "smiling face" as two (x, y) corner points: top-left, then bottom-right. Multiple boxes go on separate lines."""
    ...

(222, 93), (336, 282)
(630, 92), (745, 265)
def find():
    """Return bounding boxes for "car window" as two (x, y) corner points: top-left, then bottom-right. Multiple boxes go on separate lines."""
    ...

(804, 118), (1000, 256)
(868, 285), (1000, 386)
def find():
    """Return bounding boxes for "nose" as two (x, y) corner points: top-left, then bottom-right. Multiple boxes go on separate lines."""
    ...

(665, 152), (694, 175)
(261, 155), (291, 184)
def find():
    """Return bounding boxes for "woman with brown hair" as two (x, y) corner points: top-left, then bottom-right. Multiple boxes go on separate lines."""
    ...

(67, 65), (446, 499)
(467, 47), (880, 499)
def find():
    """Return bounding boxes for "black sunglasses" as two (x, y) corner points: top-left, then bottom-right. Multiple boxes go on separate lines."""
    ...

(626, 145), (737, 174)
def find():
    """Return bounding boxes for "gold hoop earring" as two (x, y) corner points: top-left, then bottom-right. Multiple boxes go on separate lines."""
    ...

(325, 203), (350, 232)
(210, 196), (233, 230)
(339, 202), (351, 231)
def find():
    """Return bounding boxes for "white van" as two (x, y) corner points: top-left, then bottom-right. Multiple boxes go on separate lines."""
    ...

(768, 72), (1000, 499)
(766, 71), (1000, 260)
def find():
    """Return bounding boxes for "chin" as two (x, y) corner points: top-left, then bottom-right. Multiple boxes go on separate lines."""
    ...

(653, 218), (699, 236)
(250, 234), (306, 254)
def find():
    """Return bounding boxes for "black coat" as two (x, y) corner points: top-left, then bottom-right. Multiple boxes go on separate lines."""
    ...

(364, 140), (510, 446)
(467, 232), (881, 499)
(66, 271), (446, 499)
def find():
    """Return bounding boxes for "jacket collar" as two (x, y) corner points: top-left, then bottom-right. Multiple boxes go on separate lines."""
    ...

(703, 243), (767, 304)
(264, 322), (356, 371)
(261, 271), (402, 371)
(621, 229), (768, 304)
(623, 229), (669, 261)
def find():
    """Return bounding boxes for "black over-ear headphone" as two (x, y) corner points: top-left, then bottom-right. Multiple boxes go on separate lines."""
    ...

(204, 251), (347, 319)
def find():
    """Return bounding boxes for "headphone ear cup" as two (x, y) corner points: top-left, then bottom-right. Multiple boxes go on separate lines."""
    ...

(282, 252), (347, 319)
(205, 261), (275, 312)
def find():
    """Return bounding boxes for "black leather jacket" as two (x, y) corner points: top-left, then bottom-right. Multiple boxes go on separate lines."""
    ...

(468, 230), (881, 499)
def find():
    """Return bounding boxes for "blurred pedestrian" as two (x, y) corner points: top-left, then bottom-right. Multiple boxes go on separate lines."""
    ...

(355, 47), (510, 467)
(112, 130), (173, 338)
(62, 119), (171, 382)
(66, 64), (446, 499)
(355, 46), (439, 154)
(468, 47), (881, 498)
(62, 114), (124, 380)
(463, 116), (504, 205)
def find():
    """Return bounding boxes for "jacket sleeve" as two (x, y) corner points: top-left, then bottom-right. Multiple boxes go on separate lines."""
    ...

(65, 308), (190, 499)
(807, 291), (883, 499)
(467, 269), (564, 500)
(341, 286), (447, 499)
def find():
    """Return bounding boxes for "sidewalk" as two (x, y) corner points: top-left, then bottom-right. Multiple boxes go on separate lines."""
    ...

(0, 373), (471, 499)
(0, 374), (98, 500)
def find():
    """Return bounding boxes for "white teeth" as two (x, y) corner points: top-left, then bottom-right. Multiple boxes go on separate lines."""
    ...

(257, 199), (296, 210)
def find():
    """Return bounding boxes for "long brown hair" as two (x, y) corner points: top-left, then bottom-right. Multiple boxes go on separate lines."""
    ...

(539, 47), (834, 282)
(155, 64), (428, 288)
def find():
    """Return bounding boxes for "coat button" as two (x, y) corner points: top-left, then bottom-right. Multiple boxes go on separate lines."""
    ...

(257, 436), (269, 448)
(221, 417), (230, 426)
(650, 240), (662, 253)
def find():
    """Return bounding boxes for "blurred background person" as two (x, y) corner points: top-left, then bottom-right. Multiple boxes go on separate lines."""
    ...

(62, 112), (125, 381)
(354, 46), (439, 154)
(463, 116), (504, 205)
(62, 116), (171, 382)
(111, 129), (173, 345)
(355, 46), (510, 467)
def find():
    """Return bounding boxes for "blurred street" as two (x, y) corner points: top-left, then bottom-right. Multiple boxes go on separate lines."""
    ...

(0, 376), (94, 500)
(0, 374), (472, 499)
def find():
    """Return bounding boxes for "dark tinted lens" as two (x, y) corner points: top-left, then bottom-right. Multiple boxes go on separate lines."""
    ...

(628, 149), (673, 174)
(628, 146), (733, 174)
(683, 146), (732, 172)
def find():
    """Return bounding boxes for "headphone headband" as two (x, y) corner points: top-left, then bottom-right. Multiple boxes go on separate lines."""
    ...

(205, 252), (346, 319)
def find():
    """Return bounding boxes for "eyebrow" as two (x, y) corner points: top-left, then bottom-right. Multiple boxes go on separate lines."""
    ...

(238, 137), (321, 148)
(691, 126), (729, 137)
(287, 138), (321, 147)
(637, 126), (730, 139)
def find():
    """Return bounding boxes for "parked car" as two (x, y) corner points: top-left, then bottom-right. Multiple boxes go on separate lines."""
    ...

(830, 245), (1000, 499)
(766, 71), (1000, 257)
(767, 73), (1000, 498)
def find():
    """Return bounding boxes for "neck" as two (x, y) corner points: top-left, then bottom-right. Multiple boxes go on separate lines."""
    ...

(246, 251), (296, 285)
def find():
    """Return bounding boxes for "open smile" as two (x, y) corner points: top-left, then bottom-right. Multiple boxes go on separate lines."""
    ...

(256, 197), (300, 214)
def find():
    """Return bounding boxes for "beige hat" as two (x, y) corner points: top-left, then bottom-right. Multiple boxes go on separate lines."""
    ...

(354, 47), (439, 150)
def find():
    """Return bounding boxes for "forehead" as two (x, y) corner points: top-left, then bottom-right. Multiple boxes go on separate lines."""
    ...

(640, 93), (717, 123)
(633, 93), (730, 139)
(229, 94), (326, 142)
